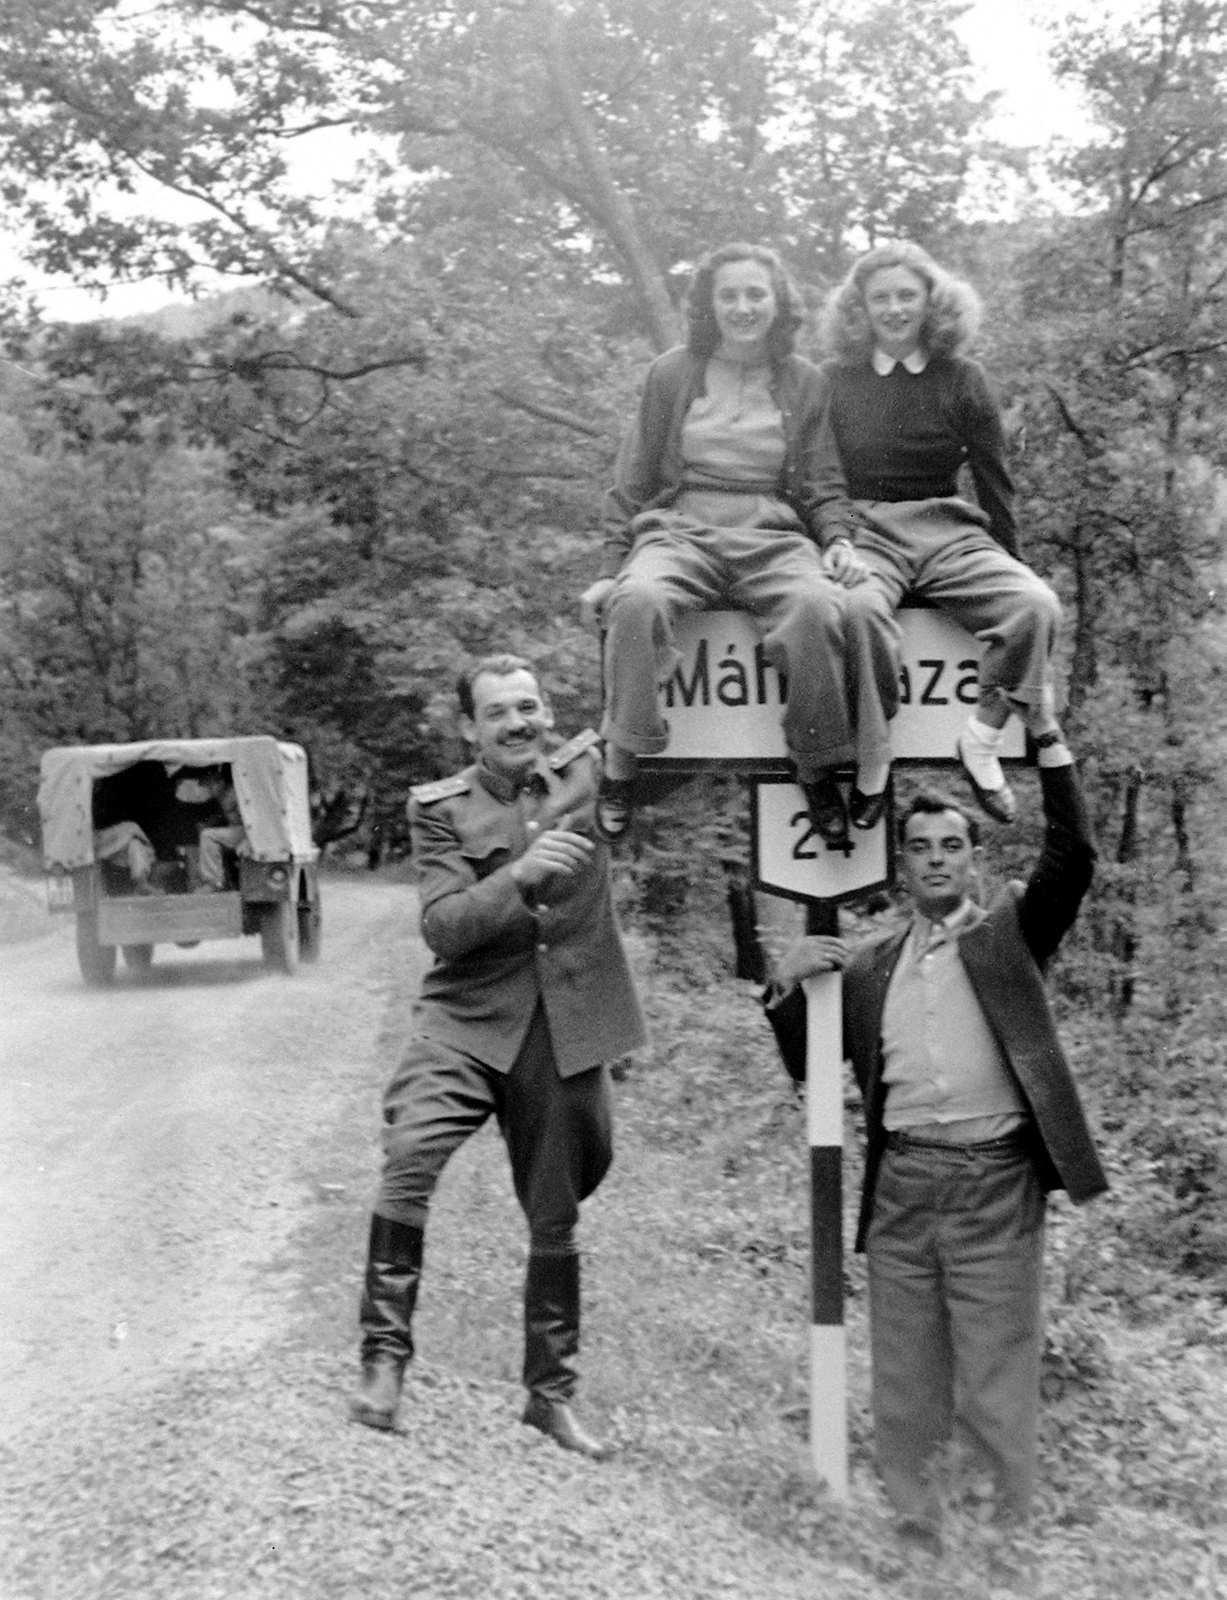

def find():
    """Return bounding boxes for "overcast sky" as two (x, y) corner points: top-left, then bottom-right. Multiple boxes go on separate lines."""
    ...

(0, 0), (1107, 322)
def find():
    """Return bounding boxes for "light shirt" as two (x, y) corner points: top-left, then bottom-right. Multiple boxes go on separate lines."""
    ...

(871, 347), (929, 376)
(880, 897), (1028, 1138)
(681, 357), (786, 485)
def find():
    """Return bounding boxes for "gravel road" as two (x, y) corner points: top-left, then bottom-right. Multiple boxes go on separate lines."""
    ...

(0, 877), (874, 1600)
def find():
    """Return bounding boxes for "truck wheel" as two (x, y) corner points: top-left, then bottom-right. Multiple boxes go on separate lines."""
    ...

(76, 913), (117, 988)
(122, 944), (155, 975)
(260, 900), (299, 974)
(297, 898), (322, 964)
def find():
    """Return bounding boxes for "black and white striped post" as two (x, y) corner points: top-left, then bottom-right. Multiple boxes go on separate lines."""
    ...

(802, 896), (847, 1499)
(750, 781), (892, 1501)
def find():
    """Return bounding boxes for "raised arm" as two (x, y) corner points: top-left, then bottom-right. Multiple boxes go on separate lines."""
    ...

(1016, 753), (1097, 970)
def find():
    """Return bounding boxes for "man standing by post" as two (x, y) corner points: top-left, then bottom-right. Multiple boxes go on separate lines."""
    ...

(779, 736), (1106, 1569)
(350, 654), (646, 1458)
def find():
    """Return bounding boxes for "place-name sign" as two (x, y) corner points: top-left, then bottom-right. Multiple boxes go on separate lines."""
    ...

(639, 606), (1026, 770)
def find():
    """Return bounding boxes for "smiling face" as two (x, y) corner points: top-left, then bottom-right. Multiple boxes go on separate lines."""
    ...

(898, 807), (980, 921)
(460, 668), (554, 782)
(711, 258), (778, 360)
(863, 264), (929, 361)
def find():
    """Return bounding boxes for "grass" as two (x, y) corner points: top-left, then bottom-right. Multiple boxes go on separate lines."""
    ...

(291, 860), (1227, 1597)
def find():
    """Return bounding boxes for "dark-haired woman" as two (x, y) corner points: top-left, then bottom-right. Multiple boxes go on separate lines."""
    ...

(581, 243), (889, 845)
(820, 241), (1064, 823)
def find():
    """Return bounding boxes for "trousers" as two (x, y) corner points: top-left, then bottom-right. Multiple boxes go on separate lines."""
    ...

(601, 497), (874, 778)
(845, 497), (1062, 767)
(376, 1003), (613, 1255)
(866, 1137), (1046, 1526)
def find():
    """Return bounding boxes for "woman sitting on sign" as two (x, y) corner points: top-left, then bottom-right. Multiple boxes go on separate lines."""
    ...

(580, 242), (891, 848)
(818, 241), (1065, 822)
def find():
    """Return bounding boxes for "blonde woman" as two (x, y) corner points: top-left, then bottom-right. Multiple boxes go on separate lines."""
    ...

(820, 242), (1064, 822)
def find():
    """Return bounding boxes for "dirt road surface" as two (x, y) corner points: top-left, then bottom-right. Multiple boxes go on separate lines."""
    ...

(0, 878), (420, 1440)
(0, 876), (853, 1600)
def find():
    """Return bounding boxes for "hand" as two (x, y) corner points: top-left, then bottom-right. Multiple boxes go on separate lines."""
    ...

(580, 578), (616, 632)
(775, 935), (850, 988)
(823, 541), (870, 587)
(511, 828), (596, 890)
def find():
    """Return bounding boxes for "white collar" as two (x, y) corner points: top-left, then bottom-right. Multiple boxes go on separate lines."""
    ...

(872, 347), (929, 376)
(910, 896), (978, 954)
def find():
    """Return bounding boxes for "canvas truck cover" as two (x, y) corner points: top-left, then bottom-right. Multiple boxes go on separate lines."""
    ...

(38, 736), (318, 871)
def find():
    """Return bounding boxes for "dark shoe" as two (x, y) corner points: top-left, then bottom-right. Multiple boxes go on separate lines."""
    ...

(848, 787), (887, 831)
(521, 1395), (613, 1460)
(801, 774), (849, 846)
(956, 731), (1017, 824)
(350, 1356), (405, 1432)
(595, 776), (635, 842)
(896, 1517), (944, 1561)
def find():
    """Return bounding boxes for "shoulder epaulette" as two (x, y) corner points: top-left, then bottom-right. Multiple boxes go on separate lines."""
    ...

(409, 772), (472, 805)
(547, 728), (601, 772)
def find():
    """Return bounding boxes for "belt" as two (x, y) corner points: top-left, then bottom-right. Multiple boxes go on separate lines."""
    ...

(885, 1125), (1032, 1156)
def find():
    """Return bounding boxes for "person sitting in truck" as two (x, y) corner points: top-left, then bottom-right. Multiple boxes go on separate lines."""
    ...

(184, 768), (248, 892)
(92, 821), (159, 895)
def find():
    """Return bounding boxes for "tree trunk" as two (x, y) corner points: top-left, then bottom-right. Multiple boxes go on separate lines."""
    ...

(1066, 516), (1097, 716)
(532, 0), (678, 353)
(1110, 768), (1142, 1015)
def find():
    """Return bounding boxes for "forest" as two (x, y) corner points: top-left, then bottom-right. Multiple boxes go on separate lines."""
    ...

(0, 1), (1225, 1587)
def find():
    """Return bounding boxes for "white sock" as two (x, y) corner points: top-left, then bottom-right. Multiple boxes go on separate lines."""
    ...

(965, 714), (1004, 750)
(960, 715), (1007, 790)
(856, 762), (890, 796)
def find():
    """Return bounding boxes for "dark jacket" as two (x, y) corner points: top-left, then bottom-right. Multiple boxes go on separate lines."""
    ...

(408, 732), (647, 1077)
(843, 762), (1106, 1251)
(599, 346), (858, 577)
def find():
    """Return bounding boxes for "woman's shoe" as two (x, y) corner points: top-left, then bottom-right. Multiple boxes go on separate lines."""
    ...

(595, 776), (636, 842)
(801, 775), (849, 846)
(956, 730), (1017, 824)
(848, 788), (887, 830)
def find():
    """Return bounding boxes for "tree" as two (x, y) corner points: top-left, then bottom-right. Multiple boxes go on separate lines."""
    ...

(0, 0), (992, 341)
(987, 0), (1227, 1012)
(0, 382), (272, 836)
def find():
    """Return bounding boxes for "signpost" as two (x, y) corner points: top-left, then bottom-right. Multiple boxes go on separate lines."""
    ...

(636, 605), (1013, 1501)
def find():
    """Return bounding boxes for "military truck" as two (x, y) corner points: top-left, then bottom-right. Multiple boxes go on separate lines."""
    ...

(38, 736), (321, 985)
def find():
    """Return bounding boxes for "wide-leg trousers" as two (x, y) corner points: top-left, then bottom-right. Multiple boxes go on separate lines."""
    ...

(845, 497), (1062, 768)
(866, 1138), (1047, 1526)
(375, 1003), (613, 1257)
(601, 500), (874, 779)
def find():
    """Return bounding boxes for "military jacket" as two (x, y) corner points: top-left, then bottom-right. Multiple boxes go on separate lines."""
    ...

(407, 731), (646, 1076)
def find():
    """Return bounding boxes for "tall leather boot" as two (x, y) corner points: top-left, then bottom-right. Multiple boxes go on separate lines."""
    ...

(521, 1251), (611, 1460)
(350, 1214), (423, 1432)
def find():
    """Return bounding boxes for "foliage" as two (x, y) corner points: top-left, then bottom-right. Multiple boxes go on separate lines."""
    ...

(0, 0), (992, 341)
(0, 388), (270, 841)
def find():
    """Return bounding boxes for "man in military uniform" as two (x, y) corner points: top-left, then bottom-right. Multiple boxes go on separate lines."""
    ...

(350, 654), (647, 1457)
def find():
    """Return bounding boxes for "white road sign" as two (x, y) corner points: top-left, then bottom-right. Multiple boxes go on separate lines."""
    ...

(639, 606), (1026, 769)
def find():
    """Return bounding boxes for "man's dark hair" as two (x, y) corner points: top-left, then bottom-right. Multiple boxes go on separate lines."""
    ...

(456, 654), (539, 719)
(897, 789), (980, 848)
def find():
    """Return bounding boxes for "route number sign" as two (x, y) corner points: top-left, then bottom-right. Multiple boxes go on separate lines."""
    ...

(751, 778), (892, 904)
